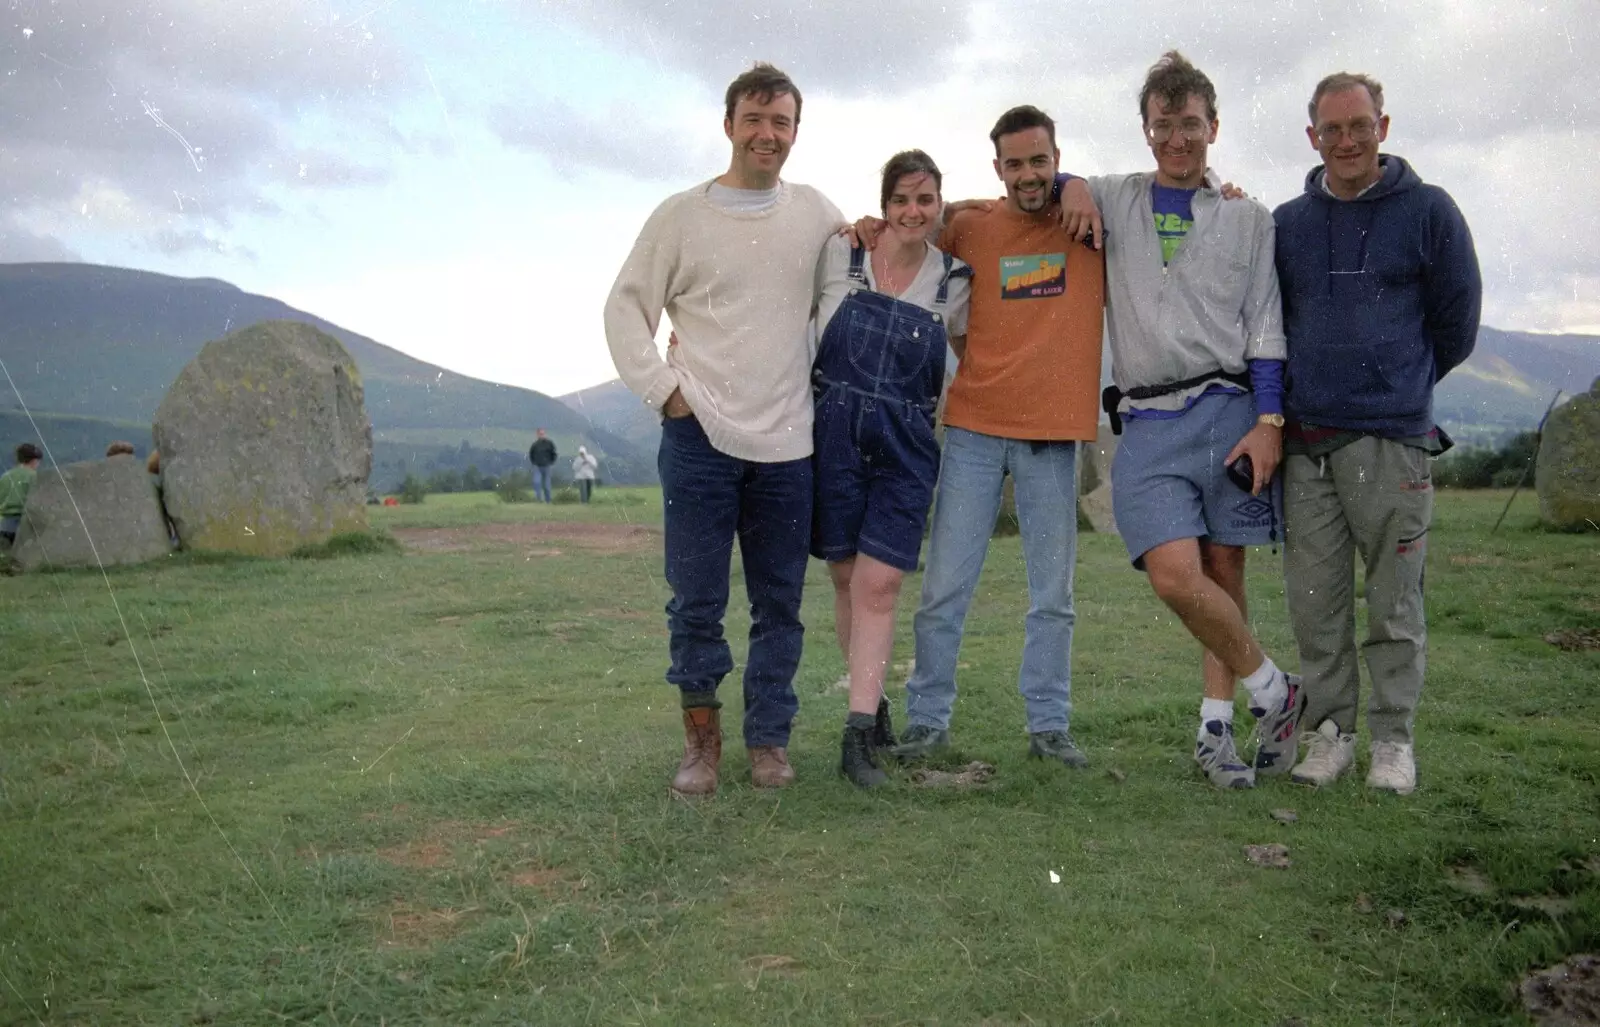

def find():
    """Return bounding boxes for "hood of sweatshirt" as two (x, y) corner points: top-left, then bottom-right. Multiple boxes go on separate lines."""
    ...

(1297, 155), (1422, 297)
(1302, 153), (1420, 203)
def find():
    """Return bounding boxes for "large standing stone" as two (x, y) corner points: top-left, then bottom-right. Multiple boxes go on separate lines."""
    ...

(13, 456), (172, 571)
(1079, 429), (1119, 536)
(1536, 377), (1600, 530)
(153, 321), (372, 556)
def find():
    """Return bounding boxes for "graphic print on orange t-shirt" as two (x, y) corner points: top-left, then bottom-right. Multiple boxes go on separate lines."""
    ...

(1000, 253), (1066, 299)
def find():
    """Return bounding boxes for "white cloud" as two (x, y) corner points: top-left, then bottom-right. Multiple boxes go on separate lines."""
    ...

(6, 0), (1594, 396)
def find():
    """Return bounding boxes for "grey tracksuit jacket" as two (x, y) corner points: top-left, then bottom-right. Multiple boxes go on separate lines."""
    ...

(1088, 171), (1287, 412)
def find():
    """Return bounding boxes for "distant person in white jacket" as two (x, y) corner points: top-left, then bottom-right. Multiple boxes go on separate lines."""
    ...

(603, 63), (843, 798)
(571, 446), (599, 504)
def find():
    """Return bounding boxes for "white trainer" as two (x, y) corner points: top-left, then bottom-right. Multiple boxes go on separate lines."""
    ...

(1367, 741), (1417, 795)
(1290, 719), (1355, 787)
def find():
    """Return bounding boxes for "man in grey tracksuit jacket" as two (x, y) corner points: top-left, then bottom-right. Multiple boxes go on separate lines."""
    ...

(1057, 51), (1303, 790)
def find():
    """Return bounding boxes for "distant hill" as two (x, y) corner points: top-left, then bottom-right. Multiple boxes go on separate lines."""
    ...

(560, 379), (662, 451)
(0, 263), (656, 489)
(567, 327), (1600, 452)
(1434, 327), (1600, 445)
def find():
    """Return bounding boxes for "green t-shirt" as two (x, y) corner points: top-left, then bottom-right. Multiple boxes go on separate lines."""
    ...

(0, 464), (36, 519)
(1152, 183), (1197, 265)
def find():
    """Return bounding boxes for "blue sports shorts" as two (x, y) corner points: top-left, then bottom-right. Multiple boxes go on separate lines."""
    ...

(1112, 390), (1280, 568)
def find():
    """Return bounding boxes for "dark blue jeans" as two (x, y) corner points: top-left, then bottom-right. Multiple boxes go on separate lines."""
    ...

(658, 415), (811, 747)
(530, 465), (552, 502)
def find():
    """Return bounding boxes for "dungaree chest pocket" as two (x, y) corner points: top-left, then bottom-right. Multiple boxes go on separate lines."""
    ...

(844, 295), (937, 388)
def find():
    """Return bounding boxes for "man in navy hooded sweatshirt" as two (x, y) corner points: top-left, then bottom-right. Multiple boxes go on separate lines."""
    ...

(1274, 72), (1481, 797)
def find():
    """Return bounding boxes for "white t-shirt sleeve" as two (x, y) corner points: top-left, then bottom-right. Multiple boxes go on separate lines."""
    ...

(813, 235), (855, 340)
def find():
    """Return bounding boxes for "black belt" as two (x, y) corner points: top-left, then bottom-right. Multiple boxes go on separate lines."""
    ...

(1101, 368), (1253, 435)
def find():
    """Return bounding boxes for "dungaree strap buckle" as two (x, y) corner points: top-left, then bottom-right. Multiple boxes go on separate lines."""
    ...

(847, 245), (869, 286)
(934, 251), (972, 306)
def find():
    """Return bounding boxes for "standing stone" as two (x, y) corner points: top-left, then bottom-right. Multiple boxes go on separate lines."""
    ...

(13, 456), (172, 571)
(1536, 377), (1600, 531)
(153, 321), (372, 556)
(1079, 429), (1119, 536)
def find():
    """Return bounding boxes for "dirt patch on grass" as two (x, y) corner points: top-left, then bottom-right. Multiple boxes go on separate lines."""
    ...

(379, 902), (478, 949)
(741, 954), (802, 986)
(373, 819), (520, 870)
(911, 761), (996, 789)
(1546, 628), (1600, 652)
(1512, 894), (1577, 918)
(1244, 843), (1293, 869)
(1450, 554), (1506, 567)
(510, 867), (563, 890)
(1447, 864), (1494, 895)
(507, 861), (585, 896)
(392, 522), (659, 555)
(378, 840), (452, 869)
(1522, 954), (1600, 1026)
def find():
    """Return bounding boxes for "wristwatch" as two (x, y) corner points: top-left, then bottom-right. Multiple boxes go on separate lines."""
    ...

(1258, 413), (1286, 428)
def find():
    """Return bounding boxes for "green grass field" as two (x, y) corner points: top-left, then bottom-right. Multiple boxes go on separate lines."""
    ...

(1, 488), (1595, 1026)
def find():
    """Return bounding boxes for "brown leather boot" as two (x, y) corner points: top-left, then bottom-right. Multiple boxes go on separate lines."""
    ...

(671, 707), (721, 796)
(748, 746), (795, 789)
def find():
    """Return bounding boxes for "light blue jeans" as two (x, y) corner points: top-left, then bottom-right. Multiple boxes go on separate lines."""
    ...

(905, 427), (1080, 734)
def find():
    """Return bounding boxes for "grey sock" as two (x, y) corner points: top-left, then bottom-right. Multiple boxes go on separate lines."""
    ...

(845, 712), (876, 731)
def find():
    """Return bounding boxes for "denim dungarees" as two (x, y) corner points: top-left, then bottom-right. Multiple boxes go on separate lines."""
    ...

(810, 245), (970, 573)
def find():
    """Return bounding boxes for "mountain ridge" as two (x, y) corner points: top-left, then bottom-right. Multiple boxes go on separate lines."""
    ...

(0, 262), (656, 488)
(566, 327), (1600, 453)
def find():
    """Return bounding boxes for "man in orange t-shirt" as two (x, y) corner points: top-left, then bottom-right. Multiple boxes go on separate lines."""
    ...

(891, 105), (1106, 767)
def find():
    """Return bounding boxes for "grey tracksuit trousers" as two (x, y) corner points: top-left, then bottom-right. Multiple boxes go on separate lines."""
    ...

(1283, 437), (1434, 745)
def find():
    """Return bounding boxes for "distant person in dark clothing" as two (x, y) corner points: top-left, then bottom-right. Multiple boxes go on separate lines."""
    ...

(528, 429), (557, 503)
(0, 443), (43, 546)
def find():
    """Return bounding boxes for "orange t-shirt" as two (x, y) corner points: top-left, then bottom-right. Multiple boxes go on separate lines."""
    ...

(939, 204), (1105, 441)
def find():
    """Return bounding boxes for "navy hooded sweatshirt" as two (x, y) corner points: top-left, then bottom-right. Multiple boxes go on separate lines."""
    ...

(1273, 155), (1481, 437)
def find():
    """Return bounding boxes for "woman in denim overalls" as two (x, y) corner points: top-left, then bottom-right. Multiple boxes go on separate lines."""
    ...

(811, 150), (972, 788)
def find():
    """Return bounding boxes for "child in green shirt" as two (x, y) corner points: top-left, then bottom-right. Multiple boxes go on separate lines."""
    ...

(0, 443), (43, 544)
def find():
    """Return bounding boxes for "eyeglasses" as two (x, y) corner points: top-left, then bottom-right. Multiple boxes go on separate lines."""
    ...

(1145, 121), (1209, 143)
(1314, 120), (1381, 145)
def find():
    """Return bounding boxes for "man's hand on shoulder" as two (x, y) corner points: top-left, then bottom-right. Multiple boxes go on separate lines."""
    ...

(1057, 179), (1104, 250)
(840, 215), (887, 250)
(1218, 181), (1250, 201)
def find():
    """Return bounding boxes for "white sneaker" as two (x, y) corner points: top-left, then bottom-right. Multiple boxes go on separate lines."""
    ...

(1290, 719), (1355, 787)
(1367, 741), (1417, 795)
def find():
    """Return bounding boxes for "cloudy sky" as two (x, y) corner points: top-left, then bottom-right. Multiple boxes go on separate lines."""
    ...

(2, 0), (1594, 398)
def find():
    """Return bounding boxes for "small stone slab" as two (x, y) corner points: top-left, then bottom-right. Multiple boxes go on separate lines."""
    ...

(1244, 843), (1291, 869)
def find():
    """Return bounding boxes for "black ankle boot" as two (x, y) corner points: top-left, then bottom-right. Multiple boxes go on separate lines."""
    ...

(840, 716), (888, 789)
(873, 695), (897, 750)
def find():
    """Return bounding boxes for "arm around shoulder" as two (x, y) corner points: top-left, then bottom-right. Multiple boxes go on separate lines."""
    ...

(1242, 206), (1287, 361)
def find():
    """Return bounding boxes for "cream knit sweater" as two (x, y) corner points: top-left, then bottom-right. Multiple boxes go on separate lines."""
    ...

(603, 179), (842, 462)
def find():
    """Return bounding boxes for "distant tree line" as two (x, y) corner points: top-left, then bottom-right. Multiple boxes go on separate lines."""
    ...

(1433, 431), (1540, 489)
(396, 468), (538, 505)
(371, 438), (653, 493)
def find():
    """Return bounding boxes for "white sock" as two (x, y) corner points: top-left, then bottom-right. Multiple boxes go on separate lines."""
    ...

(1242, 657), (1286, 712)
(1198, 697), (1234, 739)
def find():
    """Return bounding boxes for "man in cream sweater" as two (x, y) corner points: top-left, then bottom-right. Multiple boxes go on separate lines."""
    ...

(604, 63), (843, 797)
